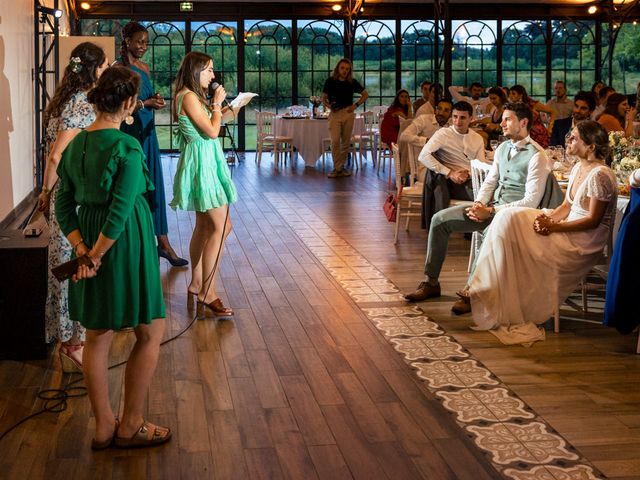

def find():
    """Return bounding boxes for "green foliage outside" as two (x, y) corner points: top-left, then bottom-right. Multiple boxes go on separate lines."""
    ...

(80, 18), (640, 150)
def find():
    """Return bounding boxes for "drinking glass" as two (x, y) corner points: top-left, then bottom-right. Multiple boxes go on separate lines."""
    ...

(489, 140), (499, 151)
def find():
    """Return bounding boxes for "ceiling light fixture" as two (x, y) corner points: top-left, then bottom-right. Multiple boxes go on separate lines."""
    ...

(179, 1), (193, 12)
(588, 5), (598, 14)
(80, 2), (91, 10)
(332, 4), (342, 12)
(38, 5), (63, 18)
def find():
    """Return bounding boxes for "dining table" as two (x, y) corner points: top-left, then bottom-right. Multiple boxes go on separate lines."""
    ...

(272, 115), (365, 167)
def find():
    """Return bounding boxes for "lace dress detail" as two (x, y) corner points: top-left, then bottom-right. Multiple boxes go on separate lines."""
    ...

(469, 164), (618, 330)
(45, 91), (95, 343)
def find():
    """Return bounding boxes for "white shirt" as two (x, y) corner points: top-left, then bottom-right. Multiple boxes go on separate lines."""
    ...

(418, 125), (486, 177)
(414, 101), (434, 117)
(448, 86), (493, 116)
(399, 114), (449, 147)
(476, 135), (551, 212)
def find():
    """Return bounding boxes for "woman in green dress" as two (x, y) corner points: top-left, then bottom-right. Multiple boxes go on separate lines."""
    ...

(56, 66), (171, 449)
(170, 52), (237, 317)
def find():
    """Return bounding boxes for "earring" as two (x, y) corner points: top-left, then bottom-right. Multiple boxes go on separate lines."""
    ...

(124, 114), (134, 125)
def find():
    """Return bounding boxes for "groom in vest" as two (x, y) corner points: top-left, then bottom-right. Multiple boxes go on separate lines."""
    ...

(404, 102), (551, 314)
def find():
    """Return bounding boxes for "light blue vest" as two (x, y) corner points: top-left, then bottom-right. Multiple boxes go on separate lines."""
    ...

(492, 142), (538, 206)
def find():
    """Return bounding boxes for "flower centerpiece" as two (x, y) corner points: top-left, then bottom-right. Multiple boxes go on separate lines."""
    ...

(310, 95), (322, 118)
(609, 131), (640, 195)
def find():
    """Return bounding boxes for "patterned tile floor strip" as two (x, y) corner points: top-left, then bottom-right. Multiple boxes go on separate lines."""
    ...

(265, 192), (605, 480)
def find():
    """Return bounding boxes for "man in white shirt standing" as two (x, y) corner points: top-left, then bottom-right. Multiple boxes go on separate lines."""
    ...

(399, 98), (453, 181)
(417, 101), (485, 203)
(405, 102), (551, 315)
(546, 80), (574, 120)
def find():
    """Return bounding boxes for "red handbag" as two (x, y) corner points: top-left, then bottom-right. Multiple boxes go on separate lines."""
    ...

(383, 192), (398, 222)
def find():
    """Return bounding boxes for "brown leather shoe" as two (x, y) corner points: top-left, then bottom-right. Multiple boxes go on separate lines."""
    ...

(451, 295), (471, 315)
(404, 281), (441, 302)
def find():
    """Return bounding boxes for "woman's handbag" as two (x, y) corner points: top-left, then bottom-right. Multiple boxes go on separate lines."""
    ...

(383, 192), (398, 223)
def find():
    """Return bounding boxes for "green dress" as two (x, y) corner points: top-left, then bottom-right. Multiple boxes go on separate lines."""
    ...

(56, 129), (165, 330)
(170, 92), (237, 212)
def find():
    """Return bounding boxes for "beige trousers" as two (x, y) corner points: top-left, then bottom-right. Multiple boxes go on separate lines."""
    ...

(328, 108), (355, 171)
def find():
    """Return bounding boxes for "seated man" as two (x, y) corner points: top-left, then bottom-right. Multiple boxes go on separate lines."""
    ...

(546, 80), (574, 121)
(550, 91), (596, 146)
(415, 83), (443, 117)
(413, 80), (431, 112)
(449, 82), (493, 118)
(418, 101), (485, 227)
(399, 98), (453, 181)
(405, 102), (551, 315)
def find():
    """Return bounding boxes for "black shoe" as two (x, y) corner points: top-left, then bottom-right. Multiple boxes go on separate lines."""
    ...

(404, 281), (441, 302)
(158, 247), (189, 267)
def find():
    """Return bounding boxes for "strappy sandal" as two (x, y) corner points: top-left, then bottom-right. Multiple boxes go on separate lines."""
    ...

(91, 418), (119, 451)
(198, 298), (234, 319)
(113, 421), (172, 449)
(60, 342), (84, 373)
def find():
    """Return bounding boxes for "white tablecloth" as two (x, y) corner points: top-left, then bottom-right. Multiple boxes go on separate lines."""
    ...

(273, 116), (364, 167)
(614, 196), (630, 246)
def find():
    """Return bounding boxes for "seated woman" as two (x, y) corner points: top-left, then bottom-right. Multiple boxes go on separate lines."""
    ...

(468, 121), (617, 344)
(597, 93), (636, 137)
(472, 86), (506, 148)
(604, 169), (640, 336)
(380, 89), (412, 146)
(509, 84), (555, 148)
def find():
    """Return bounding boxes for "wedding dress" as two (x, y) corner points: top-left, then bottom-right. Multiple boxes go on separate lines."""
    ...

(469, 164), (617, 332)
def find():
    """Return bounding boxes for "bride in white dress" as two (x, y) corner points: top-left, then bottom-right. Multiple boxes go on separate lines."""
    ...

(469, 121), (618, 340)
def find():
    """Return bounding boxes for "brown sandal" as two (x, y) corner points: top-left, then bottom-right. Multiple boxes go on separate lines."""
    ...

(113, 421), (171, 449)
(198, 298), (234, 318)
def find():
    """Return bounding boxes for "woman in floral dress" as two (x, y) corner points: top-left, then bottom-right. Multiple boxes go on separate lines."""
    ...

(37, 42), (108, 372)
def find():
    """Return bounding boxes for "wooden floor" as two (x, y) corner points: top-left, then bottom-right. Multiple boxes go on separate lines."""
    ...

(0, 152), (639, 480)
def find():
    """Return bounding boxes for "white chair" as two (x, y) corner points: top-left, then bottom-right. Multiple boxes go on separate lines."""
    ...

(468, 159), (493, 271)
(553, 213), (616, 334)
(392, 143), (423, 244)
(351, 111), (377, 169)
(255, 110), (294, 166)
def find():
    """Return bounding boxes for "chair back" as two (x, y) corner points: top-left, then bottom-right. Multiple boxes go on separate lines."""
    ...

(361, 111), (376, 134)
(392, 143), (402, 193)
(470, 159), (492, 200)
(370, 105), (388, 118)
(256, 110), (276, 139)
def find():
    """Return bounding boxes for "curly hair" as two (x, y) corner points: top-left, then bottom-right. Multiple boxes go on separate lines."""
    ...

(44, 42), (105, 123)
(87, 66), (140, 114)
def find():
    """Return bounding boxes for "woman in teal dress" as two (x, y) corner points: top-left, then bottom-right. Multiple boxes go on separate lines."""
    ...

(56, 66), (170, 449)
(171, 52), (237, 317)
(118, 21), (187, 267)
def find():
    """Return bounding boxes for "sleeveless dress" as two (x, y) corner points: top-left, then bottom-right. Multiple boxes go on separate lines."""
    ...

(469, 164), (617, 331)
(55, 129), (165, 330)
(44, 91), (95, 343)
(120, 61), (168, 237)
(170, 92), (237, 212)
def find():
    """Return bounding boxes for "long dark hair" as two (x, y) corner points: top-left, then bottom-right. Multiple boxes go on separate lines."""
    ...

(509, 84), (531, 104)
(600, 93), (628, 127)
(575, 120), (612, 166)
(44, 42), (105, 123)
(331, 58), (353, 82)
(119, 21), (147, 66)
(173, 51), (213, 120)
(390, 89), (410, 116)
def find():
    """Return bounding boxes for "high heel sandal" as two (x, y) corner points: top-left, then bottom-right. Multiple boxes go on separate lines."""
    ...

(198, 298), (234, 319)
(59, 342), (84, 373)
(158, 246), (189, 267)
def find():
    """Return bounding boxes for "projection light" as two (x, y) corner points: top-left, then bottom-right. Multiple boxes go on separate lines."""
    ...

(80, 2), (91, 10)
(332, 4), (342, 11)
(587, 5), (598, 14)
(38, 6), (63, 18)
(180, 1), (193, 11)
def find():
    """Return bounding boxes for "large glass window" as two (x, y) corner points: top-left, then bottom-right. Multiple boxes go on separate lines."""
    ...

(244, 20), (292, 150)
(401, 20), (442, 101)
(352, 20), (396, 107)
(608, 23), (640, 95)
(551, 21), (596, 95)
(297, 20), (344, 101)
(502, 21), (547, 100)
(451, 21), (497, 89)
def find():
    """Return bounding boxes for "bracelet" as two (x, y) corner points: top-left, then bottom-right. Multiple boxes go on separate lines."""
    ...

(72, 238), (84, 252)
(42, 185), (51, 195)
(212, 102), (222, 107)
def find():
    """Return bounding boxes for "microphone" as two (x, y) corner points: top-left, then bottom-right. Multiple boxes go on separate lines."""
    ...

(208, 81), (230, 108)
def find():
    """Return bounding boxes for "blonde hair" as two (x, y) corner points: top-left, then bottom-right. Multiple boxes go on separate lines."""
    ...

(331, 58), (353, 82)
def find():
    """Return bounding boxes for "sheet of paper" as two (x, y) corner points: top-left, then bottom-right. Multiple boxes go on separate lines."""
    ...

(223, 92), (259, 123)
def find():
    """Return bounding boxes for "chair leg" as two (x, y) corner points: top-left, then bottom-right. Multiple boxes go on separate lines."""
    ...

(581, 278), (588, 314)
(394, 204), (401, 244)
(554, 304), (560, 333)
(257, 144), (262, 165)
(636, 329), (640, 354)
